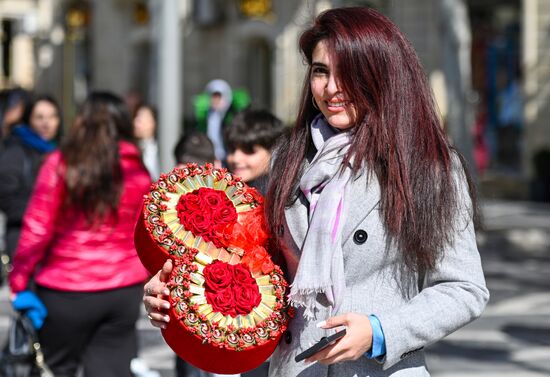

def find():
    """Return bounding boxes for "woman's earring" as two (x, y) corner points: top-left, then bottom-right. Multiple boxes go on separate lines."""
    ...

(312, 97), (319, 110)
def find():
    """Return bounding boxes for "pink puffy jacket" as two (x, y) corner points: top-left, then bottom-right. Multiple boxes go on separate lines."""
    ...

(10, 141), (152, 293)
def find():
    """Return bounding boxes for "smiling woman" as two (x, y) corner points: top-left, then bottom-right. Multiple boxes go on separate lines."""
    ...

(143, 7), (489, 377)
(263, 6), (489, 377)
(310, 41), (357, 130)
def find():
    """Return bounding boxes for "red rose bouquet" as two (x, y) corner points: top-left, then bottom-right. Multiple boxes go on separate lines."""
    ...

(134, 163), (292, 374)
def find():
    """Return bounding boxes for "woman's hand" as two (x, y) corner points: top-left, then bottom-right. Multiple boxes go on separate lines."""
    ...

(305, 313), (373, 365)
(143, 259), (173, 329)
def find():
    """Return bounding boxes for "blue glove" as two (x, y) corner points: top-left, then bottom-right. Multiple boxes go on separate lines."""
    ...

(12, 290), (48, 330)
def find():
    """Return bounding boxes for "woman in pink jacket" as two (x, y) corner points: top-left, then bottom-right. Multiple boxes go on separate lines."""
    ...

(9, 91), (151, 377)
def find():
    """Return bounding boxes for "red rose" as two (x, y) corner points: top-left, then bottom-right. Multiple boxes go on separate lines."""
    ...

(212, 206), (238, 224)
(176, 211), (191, 226)
(191, 212), (212, 234)
(175, 188), (238, 247)
(232, 263), (256, 286)
(199, 188), (224, 207)
(176, 193), (201, 226)
(206, 287), (236, 317)
(233, 284), (261, 315)
(181, 194), (202, 212)
(204, 261), (233, 291)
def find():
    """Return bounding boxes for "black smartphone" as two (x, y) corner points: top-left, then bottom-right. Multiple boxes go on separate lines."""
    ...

(294, 328), (347, 362)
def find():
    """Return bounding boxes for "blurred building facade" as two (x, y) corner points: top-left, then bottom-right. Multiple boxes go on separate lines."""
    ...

(1, 0), (549, 197)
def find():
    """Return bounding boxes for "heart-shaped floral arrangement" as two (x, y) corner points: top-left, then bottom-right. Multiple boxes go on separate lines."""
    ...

(134, 163), (293, 374)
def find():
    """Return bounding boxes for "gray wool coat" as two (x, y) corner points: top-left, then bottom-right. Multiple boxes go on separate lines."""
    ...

(268, 165), (489, 377)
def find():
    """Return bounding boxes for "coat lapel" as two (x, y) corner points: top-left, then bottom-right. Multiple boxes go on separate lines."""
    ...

(284, 193), (309, 250)
(283, 171), (381, 248)
(341, 171), (381, 243)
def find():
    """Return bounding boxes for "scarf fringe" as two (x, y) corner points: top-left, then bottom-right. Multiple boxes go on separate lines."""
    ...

(288, 285), (331, 321)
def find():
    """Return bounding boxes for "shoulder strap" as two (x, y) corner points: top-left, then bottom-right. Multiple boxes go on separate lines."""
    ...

(16, 314), (54, 376)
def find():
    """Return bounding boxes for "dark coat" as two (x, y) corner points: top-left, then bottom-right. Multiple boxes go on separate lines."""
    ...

(0, 134), (48, 257)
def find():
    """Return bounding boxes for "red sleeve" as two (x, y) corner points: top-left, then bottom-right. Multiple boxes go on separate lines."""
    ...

(9, 151), (65, 293)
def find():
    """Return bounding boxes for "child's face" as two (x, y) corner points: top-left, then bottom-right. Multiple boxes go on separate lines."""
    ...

(226, 146), (271, 183)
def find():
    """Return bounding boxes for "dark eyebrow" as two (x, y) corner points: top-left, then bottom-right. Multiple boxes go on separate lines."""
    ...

(311, 62), (328, 69)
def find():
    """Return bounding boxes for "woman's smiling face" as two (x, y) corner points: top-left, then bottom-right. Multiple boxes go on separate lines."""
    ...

(310, 40), (357, 130)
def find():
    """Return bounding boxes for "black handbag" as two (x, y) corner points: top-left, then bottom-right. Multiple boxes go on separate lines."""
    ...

(0, 313), (54, 377)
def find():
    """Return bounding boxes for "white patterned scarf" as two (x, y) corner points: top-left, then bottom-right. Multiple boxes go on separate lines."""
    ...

(288, 114), (354, 320)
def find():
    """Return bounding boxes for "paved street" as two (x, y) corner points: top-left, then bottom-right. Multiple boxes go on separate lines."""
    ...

(426, 200), (550, 377)
(1, 199), (550, 376)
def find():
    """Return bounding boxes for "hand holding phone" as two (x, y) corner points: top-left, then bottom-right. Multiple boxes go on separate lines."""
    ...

(294, 328), (347, 362)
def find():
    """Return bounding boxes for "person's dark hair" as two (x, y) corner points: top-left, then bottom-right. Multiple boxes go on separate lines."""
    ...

(224, 109), (285, 154)
(0, 89), (19, 120)
(21, 94), (62, 140)
(135, 104), (158, 122)
(174, 132), (216, 165)
(266, 7), (478, 272)
(0, 87), (30, 136)
(3, 87), (30, 114)
(61, 91), (135, 222)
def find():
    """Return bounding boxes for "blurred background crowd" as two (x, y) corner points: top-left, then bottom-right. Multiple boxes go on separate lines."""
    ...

(0, 0), (550, 200)
(2, 0), (550, 195)
(0, 0), (549, 377)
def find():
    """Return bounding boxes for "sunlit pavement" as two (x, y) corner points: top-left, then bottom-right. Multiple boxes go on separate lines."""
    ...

(1, 200), (550, 376)
(426, 200), (550, 377)
(136, 309), (176, 377)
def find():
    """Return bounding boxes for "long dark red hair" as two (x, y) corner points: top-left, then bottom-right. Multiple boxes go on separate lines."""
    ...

(266, 7), (478, 272)
(61, 91), (136, 223)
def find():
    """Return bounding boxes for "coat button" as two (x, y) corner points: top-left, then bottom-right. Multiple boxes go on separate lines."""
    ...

(353, 229), (368, 244)
(284, 331), (292, 344)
